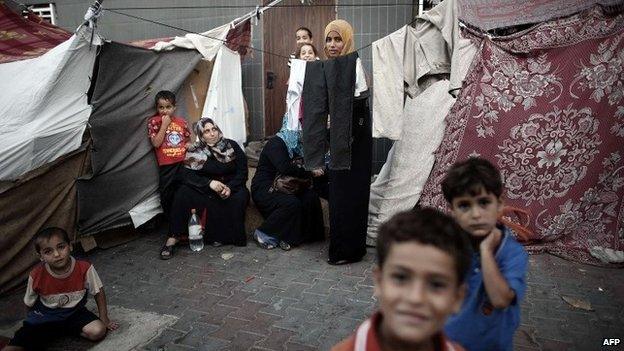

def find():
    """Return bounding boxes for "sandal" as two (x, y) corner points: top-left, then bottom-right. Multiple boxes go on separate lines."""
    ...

(160, 244), (175, 260)
(279, 241), (291, 251)
(253, 230), (277, 250)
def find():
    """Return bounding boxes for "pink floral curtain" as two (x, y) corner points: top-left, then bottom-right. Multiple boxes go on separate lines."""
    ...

(419, 6), (624, 266)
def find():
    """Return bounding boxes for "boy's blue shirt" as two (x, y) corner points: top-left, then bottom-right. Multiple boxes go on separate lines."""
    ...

(445, 225), (528, 351)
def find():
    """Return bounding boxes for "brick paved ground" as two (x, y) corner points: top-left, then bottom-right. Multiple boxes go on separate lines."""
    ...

(1, 224), (623, 350)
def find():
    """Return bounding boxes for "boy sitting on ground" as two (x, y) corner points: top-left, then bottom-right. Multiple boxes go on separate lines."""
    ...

(4, 228), (117, 351)
(442, 157), (528, 351)
(332, 208), (472, 351)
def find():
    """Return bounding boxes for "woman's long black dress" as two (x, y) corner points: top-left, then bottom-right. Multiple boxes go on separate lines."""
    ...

(251, 137), (325, 246)
(169, 139), (249, 246)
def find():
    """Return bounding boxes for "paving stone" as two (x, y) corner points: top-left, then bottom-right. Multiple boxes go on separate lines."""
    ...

(197, 305), (238, 325)
(209, 317), (257, 340)
(142, 328), (187, 350)
(176, 324), (224, 348)
(249, 286), (286, 304)
(303, 278), (336, 295)
(330, 275), (364, 293)
(537, 338), (574, 351)
(169, 310), (209, 333)
(284, 342), (317, 351)
(254, 327), (296, 351)
(277, 282), (312, 300)
(228, 300), (270, 321)
(190, 292), (227, 313)
(220, 290), (254, 308)
(259, 297), (299, 316)
(223, 331), (265, 351)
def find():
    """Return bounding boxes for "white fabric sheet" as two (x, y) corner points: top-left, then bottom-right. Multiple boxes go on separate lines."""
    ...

(354, 58), (369, 97)
(151, 23), (230, 61)
(367, 81), (454, 244)
(0, 28), (99, 181)
(366, 0), (478, 245)
(371, 0), (477, 140)
(128, 193), (163, 228)
(286, 59), (306, 130)
(371, 26), (408, 140)
(202, 46), (247, 147)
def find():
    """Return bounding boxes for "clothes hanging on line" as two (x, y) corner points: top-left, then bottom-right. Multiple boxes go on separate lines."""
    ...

(286, 59), (307, 130)
(302, 52), (368, 171)
(371, 0), (476, 140)
(367, 80), (453, 245)
(367, 0), (478, 246)
(201, 46), (247, 148)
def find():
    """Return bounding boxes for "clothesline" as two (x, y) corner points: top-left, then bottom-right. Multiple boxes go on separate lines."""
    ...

(104, 8), (422, 61)
(106, 3), (422, 10)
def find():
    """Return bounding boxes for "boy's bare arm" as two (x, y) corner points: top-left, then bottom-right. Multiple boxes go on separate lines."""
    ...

(150, 115), (171, 148)
(480, 230), (516, 309)
(94, 289), (118, 330)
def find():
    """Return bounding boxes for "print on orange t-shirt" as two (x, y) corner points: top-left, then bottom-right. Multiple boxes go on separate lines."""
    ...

(148, 115), (190, 166)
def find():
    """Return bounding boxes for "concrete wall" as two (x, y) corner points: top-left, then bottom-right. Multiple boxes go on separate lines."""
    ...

(26, 0), (426, 172)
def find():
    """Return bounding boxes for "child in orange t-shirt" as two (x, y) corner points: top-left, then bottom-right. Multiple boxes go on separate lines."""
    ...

(147, 90), (190, 214)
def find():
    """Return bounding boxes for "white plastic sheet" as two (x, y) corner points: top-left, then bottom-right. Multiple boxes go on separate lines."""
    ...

(0, 28), (99, 180)
(150, 23), (230, 61)
(201, 46), (247, 147)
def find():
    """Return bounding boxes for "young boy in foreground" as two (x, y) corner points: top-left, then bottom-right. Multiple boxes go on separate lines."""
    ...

(332, 208), (472, 351)
(442, 157), (528, 351)
(4, 228), (117, 350)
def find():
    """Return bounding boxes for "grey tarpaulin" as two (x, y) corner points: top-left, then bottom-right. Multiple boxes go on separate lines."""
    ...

(77, 42), (201, 235)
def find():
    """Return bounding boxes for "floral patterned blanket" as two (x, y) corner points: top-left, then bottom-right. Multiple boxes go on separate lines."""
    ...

(0, 2), (70, 64)
(419, 6), (624, 266)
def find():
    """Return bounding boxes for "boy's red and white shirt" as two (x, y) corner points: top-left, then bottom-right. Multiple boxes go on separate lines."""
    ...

(24, 257), (102, 309)
(331, 312), (465, 351)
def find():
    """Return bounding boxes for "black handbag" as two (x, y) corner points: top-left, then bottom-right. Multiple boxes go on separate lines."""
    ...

(269, 174), (312, 195)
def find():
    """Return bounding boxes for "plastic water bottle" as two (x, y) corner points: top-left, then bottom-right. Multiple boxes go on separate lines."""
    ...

(188, 209), (204, 252)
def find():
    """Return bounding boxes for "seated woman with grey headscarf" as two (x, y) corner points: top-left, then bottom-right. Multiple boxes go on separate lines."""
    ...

(160, 118), (249, 259)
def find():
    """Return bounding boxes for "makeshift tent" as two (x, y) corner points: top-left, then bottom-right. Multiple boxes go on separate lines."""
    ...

(77, 17), (253, 236)
(0, 0), (257, 293)
(0, 0), (98, 293)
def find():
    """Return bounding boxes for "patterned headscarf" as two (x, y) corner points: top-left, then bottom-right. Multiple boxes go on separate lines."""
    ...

(184, 118), (236, 170)
(276, 114), (303, 158)
(323, 19), (355, 58)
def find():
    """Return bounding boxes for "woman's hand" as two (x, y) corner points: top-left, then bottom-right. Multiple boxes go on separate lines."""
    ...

(209, 180), (231, 199)
(220, 186), (231, 199)
(209, 180), (225, 193)
(311, 168), (325, 177)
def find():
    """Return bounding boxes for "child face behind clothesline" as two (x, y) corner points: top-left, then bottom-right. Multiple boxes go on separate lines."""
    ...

(374, 241), (464, 348)
(295, 29), (313, 46)
(298, 44), (317, 61)
(38, 233), (72, 274)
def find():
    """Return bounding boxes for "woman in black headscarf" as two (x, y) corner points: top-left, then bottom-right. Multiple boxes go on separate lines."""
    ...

(160, 118), (249, 259)
(250, 115), (325, 251)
